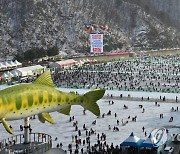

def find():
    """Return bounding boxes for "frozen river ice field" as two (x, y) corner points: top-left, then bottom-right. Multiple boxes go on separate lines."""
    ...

(0, 87), (180, 152)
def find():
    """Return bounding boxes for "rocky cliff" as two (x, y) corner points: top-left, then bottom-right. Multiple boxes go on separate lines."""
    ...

(0, 0), (180, 60)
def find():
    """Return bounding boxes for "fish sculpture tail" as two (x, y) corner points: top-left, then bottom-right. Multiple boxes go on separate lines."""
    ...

(82, 89), (105, 116)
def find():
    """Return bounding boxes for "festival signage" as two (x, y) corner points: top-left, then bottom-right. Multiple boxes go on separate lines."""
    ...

(90, 34), (103, 53)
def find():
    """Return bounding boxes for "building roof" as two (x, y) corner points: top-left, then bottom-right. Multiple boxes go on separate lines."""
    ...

(55, 59), (77, 66)
(49, 59), (78, 68)
(16, 65), (44, 72)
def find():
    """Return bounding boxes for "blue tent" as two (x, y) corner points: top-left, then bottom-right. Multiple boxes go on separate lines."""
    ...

(140, 134), (159, 148)
(120, 132), (144, 147)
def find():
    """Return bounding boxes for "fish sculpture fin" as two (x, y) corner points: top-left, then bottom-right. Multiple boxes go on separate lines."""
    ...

(82, 89), (105, 116)
(34, 70), (54, 87)
(38, 114), (45, 123)
(38, 112), (55, 124)
(1, 118), (14, 135)
(57, 106), (71, 115)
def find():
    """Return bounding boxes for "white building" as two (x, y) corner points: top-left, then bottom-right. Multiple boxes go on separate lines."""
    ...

(49, 59), (78, 69)
(1, 65), (45, 79)
(14, 65), (45, 77)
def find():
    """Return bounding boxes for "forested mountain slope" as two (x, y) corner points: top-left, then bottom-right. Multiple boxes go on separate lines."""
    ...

(0, 0), (180, 59)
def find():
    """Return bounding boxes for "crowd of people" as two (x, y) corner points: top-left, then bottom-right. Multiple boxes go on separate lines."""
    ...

(53, 109), (130, 154)
(53, 54), (180, 94)
(50, 54), (180, 153)
(51, 99), (166, 154)
(2, 54), (180, 154)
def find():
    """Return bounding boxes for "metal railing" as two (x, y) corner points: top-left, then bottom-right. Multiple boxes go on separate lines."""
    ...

(0, 133), (52, 154)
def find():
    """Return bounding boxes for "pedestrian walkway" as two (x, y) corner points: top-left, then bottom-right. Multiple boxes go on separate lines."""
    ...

(104, 95), (178, 103)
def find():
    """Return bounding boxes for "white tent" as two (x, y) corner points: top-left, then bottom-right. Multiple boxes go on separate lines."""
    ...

(14, 65), (44, 77)
(79, 60), (84, 65)
(8, 61), (17, 67)
(0, 60), (22, 71)
(1, 73), (9, 79)
(14, 60), (22, 66)
(83, 59), (87, 63)
(0, 62), (7, 70)
(3, 61), (12, 68)
(11, 70), (20, 77)
(86, 58), (90, 62)
(6, 71), (14, 77)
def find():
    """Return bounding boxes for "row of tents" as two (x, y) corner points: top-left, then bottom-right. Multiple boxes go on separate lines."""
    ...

(1, 65), (44, 79)
(0, 58), (97, 79)
(0, 60), (22, 70)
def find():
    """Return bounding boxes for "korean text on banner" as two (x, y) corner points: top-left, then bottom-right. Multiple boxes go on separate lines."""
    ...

(90, 34), (103, 53)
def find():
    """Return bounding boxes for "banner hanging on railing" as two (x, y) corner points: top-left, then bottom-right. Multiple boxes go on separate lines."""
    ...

(90, 34), (103, 53)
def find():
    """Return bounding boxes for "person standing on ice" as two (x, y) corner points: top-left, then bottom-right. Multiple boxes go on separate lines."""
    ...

(115, 113), (117, 118)
(142, 126), (145, 132)
(71, 136), (75, 143)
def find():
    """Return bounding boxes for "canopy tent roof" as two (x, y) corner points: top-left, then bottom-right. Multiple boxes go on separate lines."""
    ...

(82, 59), (87, 63)
(1, 71), (15, 79)
(15, 65), (44, 77)
(140, 134), (159, 148)
(49, 59), (78, 68)
(0, 63), (7, 69)
(16, 65), (43, 72)
(80, 60), (84, 63)
(11, 70), (21, 77)
(120, 132), (144, 147)
(1, 73), (9, 79)
(8, 61), (17, 67)
(6, 71), (14, 77)
(14, 60), (22, 66)
(86, 58), (90, 62)
(57, 59), (78, 66)
(89, 58), (97, 63)
(0, 60), (22, 69)
(1, 65), (44, 78)
(2, 61), (11, 67)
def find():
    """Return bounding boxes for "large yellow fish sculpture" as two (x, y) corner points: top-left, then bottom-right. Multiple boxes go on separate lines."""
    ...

(0, 70), (105, 134)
